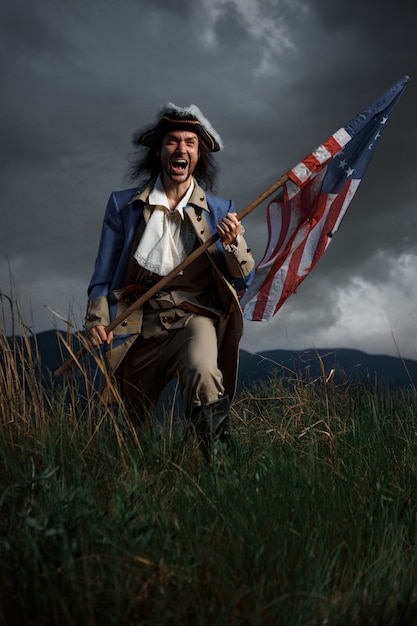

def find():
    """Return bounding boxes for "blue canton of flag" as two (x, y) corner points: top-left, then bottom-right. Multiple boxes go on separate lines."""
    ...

(324, 112), (390, 194)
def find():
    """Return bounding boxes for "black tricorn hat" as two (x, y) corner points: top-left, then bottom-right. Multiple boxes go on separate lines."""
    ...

(132, 103), (223, 152)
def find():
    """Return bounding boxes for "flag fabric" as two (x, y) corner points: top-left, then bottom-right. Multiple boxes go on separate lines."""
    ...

(240, 75), (409, 322)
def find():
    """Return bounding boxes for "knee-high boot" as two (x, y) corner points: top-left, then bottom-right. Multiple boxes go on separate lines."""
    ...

(191, 395), (231, 462)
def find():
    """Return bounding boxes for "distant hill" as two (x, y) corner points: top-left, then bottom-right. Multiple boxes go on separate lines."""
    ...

(10, 330), (417, 390)
(238, 347), (417, 390)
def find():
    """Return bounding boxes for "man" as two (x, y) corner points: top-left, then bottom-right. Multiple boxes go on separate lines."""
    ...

(85, 103), (255, 457)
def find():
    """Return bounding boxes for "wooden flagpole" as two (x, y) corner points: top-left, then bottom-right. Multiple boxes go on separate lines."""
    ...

(54, 173), (289, 377)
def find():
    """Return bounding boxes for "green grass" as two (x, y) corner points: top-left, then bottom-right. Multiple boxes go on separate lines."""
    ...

(1, 306), (417, 624)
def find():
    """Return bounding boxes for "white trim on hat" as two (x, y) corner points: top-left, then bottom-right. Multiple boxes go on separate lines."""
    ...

(132, 102), (223, 152)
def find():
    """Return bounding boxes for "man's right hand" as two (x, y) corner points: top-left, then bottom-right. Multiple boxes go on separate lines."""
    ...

(86, 325), (114, 346)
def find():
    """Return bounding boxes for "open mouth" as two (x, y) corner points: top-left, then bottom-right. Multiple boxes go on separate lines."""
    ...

(171, 158), (188, 171)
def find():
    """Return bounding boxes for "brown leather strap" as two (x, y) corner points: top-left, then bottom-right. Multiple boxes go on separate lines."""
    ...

(178, 301), (219, 319)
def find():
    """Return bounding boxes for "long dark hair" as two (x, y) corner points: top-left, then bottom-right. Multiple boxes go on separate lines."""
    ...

(126, 139), (219, 192)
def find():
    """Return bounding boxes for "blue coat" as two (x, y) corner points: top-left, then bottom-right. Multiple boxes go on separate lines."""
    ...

(86, 181), (255, 400)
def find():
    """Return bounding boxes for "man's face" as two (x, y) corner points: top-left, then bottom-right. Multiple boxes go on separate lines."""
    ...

(159, 130), (200, 186)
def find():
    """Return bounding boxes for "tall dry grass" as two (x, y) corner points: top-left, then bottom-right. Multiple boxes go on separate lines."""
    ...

(1, 292), (417, 625)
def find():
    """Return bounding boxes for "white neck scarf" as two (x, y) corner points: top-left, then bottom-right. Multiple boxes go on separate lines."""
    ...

(133, 176), (195, 276)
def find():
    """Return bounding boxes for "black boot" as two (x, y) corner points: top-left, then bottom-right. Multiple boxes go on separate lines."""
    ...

(191, 395), (231, 463)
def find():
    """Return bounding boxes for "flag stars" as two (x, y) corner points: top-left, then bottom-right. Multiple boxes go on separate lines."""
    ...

(338, 156), (354, 177)
(380, 116), (388, 125)
(368, 129), (382, 151)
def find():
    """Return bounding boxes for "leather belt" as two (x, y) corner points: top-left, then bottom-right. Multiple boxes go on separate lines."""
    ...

(177, 301), (220, 320)
(110, 283), (171, 304)
(111, 284), (220, 319)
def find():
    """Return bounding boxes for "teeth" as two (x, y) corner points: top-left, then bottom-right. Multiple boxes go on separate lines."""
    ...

(172, 159), (187, 168)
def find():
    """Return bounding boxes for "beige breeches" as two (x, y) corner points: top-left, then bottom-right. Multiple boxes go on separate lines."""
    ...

(115, 314), (225, 415)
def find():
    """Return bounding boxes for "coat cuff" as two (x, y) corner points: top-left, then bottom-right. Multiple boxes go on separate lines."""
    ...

(84, 296), (110, 331)
(222, 234), (255, 280)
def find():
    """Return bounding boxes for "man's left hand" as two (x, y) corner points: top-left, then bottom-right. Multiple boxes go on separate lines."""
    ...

(216, 212), (242, 246)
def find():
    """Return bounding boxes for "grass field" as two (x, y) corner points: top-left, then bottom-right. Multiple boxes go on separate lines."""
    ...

(1, 311), (417, 625)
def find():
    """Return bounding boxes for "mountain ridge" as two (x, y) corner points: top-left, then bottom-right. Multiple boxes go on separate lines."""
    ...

(17, 330), (417, 389)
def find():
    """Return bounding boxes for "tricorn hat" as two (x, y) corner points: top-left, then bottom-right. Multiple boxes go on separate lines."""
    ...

(133, 103), (223, 152)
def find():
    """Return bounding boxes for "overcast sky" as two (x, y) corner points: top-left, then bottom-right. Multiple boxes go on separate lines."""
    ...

(1, 0), (416, 360)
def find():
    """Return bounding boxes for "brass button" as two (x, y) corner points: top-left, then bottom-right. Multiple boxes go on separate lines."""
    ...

(121, 320), (128, 327)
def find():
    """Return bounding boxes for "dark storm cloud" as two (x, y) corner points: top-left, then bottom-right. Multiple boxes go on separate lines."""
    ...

(0, 0), (416, 358)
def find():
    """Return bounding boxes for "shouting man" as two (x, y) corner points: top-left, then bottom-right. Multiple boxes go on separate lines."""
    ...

(84, 103), (255, 458)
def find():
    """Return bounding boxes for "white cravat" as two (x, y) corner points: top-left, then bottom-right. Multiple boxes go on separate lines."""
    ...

(133, 176), (195, 276)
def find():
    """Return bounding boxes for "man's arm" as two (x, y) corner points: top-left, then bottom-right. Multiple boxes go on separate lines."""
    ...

(84, 192), (126, 346)
(216, 212), (255, 289)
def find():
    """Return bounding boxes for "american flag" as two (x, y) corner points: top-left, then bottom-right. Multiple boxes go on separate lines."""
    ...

(240, 75), (409, 322)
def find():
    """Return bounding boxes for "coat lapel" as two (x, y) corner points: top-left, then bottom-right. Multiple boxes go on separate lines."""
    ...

(185, 182), (218, 252)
